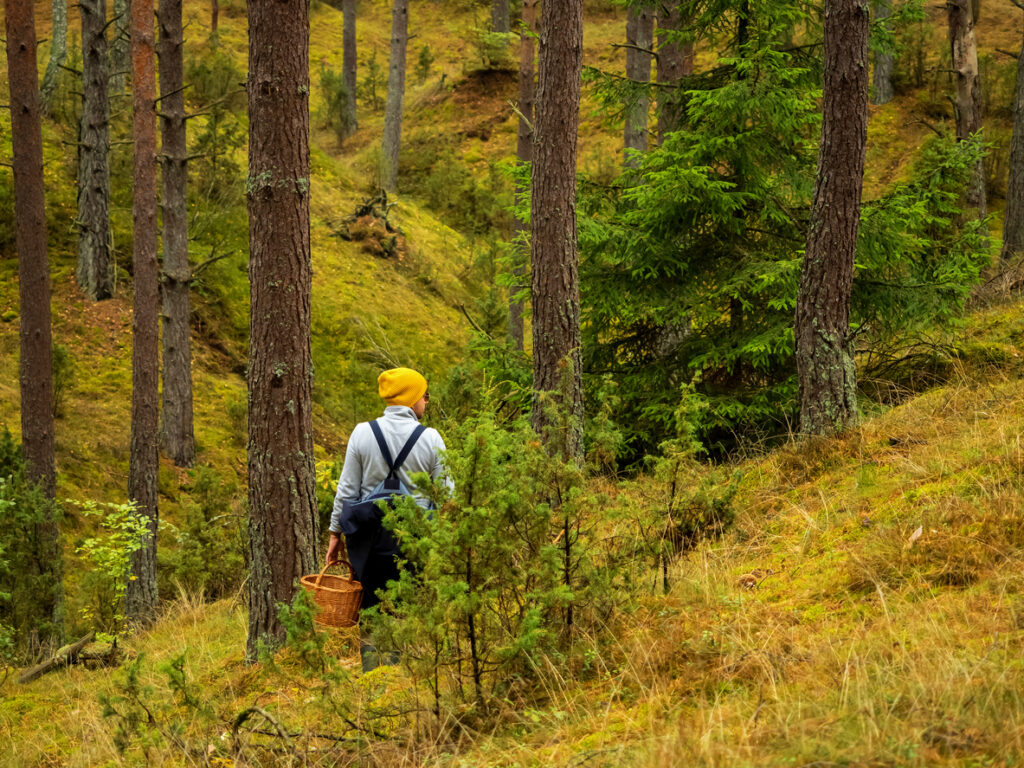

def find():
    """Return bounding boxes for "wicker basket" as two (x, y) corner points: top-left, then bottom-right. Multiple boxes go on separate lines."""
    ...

(300, 559), (363, 628)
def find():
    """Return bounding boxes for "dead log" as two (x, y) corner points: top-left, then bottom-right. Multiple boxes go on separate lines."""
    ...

(17, 632), (95, 684)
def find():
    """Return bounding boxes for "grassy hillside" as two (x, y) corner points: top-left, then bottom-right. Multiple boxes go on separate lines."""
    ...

(3, 0), (1024, 765)
(6, 300), (1024, 767)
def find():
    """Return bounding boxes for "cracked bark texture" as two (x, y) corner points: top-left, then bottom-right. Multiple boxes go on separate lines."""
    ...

(947, 0), (986, 214)
(158, 0), (195, 468)
(530, 0), (583, 460)
(39, 0), (67, 116)
(77, 0), (112, 301)
(342, 0), (357, 134)
(5, 0), (64, 644)
(655, 3), (689, 143)
(1001, 10), (1024, 264)
(624, 2), (653, 165)
(871, 0), (894, 104)
(126, 0), (160, 624)
(381, 0), (409, 192)
(510, 0), (536, 350)
(246, 0), (319, 661)
(795, 0), (869, 435)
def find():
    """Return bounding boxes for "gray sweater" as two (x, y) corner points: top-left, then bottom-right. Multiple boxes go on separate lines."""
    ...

(329, 406), (450, 533)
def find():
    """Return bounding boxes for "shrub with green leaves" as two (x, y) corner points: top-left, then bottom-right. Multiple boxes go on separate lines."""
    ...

(160, 466), (246, 601)
(580, 0), (990, 460)
(0, 430), (63, 653)
(368, 409), (612, 715)
(74, 499), (149, 638)
(318, 63), (356, 141)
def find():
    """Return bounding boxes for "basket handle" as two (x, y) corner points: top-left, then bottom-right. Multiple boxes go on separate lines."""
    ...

(318, 538), (357, 586)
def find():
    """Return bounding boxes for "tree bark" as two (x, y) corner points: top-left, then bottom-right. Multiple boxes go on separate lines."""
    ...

(5, 0), (64, 645)
(1001, 21), (1024, 264)
(246, 0), (319, 661)
(211, 0), (219, 42)
(530, 0), (583, 461)
(342, 0), (357, 134)
(656, 3), (687, 143)
(795, 0), (869, 435)
(158, 0), (194, 468)
(510, 0), (536, 351)
(871, 0), (895, 105)
(125, 0), (161, 624)
(381, 0), (409, 193)
(77, 0), (113, 301)
(39, 0), (68, 116)
(492, 0), (510, 33)
(110, 0), (131, 93)
(947, 0), (986, 214)
(624, 2), (654, 165)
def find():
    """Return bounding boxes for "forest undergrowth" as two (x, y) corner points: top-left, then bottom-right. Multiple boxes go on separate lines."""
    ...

(5, 298), (1024, 766)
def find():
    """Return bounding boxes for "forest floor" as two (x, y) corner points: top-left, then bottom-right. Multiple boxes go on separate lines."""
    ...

(2, 0), (1024, 765)
(5, 294), (1024, 767)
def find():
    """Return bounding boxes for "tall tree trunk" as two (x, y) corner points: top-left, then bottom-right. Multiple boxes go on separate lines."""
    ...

(947, 0), (986, 214)
(381, 0), (409, 192)
(531, 0), (583, 461)
(871, 0), (895, 105)
(492, 0), (510, 33)
(5, 0), (64, 645)
(624, 2), (654, 166)
(1001, 15), (1024, 264)
(656, 3), (686, 143)
(246, 0), (319, 661)
(110, 0), (130, 93)
(211, 0), (219, 43)
(77, 0), (113, 301)
(158, 0), (194, 468)
(125, 0), (160, 624)
(795, 0), (869, 435)
(510, 0), (536, 350)
(40, 0), (68, 116)
(342, 0), (357, 134)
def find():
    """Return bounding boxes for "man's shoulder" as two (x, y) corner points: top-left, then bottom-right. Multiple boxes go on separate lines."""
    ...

(421, 426), (446, 447)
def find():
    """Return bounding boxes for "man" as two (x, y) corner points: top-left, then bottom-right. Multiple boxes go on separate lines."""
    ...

(326, 366), (448, 670)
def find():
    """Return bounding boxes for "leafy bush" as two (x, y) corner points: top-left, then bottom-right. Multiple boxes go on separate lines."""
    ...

(74, 499), (149, 638)
(160, 466), (246, 600)
(318, 64), (355, 141)
(369, 408), (614, 714)
(0, 431), (63, 654)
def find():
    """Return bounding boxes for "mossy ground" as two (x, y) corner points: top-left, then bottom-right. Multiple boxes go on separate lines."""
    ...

(3, 0), (1024, 765)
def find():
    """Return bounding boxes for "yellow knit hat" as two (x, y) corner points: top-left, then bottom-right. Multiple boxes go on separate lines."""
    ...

(378, 367), (428, 407)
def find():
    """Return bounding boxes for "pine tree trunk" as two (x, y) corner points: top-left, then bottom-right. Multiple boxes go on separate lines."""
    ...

(656, 4), (686, 143)
(624, 2), (653, 166)
(246, 0), (319, 661)
(342, 0), (357, 134)
(947, 0), (986, 214)
(381, 0), (409, 193)
(871, 0), (895, 105)
(509, 0), (536, 351)
(795, 0), (869, 435)
(77, 0), (113, 301)
(1001, 22), (1024, 264)
(530, 0), (583, 461)
(110, 0), (130, 93)
(158, 0), (194, 468)
(5, 0), (64, 645)
(211, 0), (219, 42)
(492, 0), (510, 33)
(39, 0), (67, 116)
(125, 0), (160, 624)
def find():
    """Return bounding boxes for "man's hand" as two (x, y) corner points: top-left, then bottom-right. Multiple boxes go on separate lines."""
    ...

(326, 532), (342, 566)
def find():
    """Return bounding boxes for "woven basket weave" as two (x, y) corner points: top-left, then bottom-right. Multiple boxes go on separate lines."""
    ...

(300, 559), (362, 628)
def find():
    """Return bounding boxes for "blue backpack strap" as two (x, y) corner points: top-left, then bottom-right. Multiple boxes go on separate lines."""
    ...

(392, 424), (426, 473)
(369, 421), (426, 478)
(368, 420), (395, 475)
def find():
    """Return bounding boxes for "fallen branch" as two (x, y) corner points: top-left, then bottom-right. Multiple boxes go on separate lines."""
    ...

(17, 632), (95, 684)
